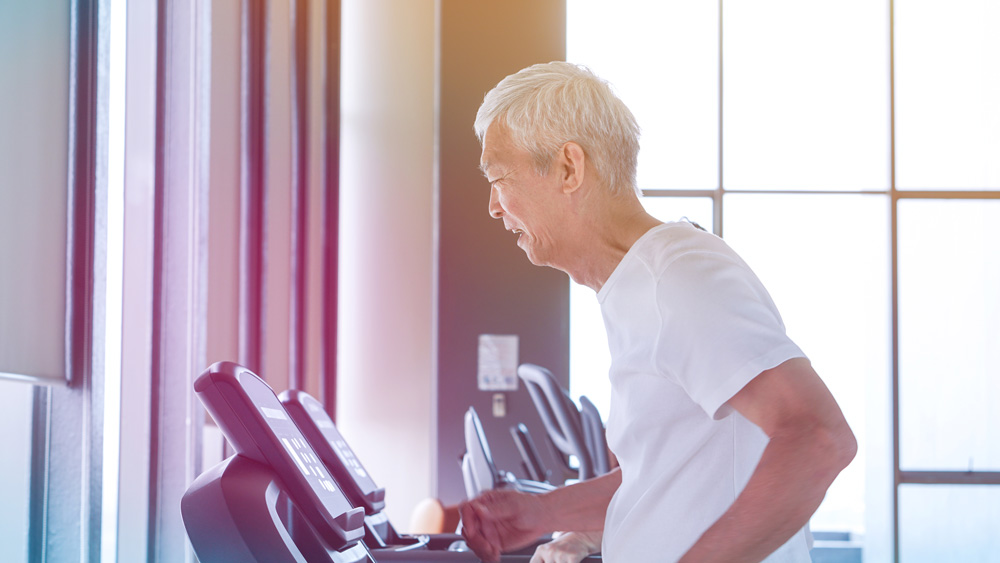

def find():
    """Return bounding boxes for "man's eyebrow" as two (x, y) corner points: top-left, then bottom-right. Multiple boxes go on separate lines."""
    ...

(479, 161), (494, 178)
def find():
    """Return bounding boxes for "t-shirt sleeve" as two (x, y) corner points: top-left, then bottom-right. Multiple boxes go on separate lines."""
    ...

(653, 250), (805, 420)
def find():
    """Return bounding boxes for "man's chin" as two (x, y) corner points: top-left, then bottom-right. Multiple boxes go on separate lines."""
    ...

(522, 249), (551, 269)
(518, 240), (553, 268)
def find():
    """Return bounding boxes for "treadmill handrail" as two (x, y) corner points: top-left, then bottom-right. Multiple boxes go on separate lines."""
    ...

(517, 363), (594, 481)
(510, 423), (549, 483)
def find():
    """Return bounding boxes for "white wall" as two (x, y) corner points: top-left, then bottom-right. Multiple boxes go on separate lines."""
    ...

(339, 0), (436, 528)
(0, 0), (69, 383)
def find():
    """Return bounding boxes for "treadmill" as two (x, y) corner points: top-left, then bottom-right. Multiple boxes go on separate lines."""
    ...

(183, 362), (497, 561)
(461, 406), (554, 500)
(182, 361), (371, 562)
(182, 361), (598, 561)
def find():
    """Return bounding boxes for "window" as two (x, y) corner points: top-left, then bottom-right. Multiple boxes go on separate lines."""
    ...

(0, 4), (74, 555)
(897, 200), (1000, 473)
(0, 1), (115, 560)
(568, 0), (1000, 559)
(0, 381), (33, 562)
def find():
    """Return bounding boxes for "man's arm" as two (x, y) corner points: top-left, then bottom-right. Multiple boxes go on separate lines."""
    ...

(679, 357), (857, 563)
(460, 468), (621, 562)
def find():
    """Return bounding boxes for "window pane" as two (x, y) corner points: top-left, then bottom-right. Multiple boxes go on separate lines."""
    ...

(898, 200), (1000, 471)
(724, 194), (891, 539)
(569, 280), (612, 417)
(0, 380), (34, 562)
(640, 195), (714, 233)
(899, 485), (1000, 562)
(570, 197), (714, 419)
(723, 0), (889, 190)
(0, 1), (70, 382)
(895, 0), (1000, 189)
(567, 0), (719, 190)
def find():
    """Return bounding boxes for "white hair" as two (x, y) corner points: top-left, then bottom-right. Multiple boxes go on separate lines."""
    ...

(475, 61), (641, 197)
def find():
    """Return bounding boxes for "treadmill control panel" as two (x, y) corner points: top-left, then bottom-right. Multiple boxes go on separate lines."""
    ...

(195, 362), (364, 550)
(280, 390), (386, 514)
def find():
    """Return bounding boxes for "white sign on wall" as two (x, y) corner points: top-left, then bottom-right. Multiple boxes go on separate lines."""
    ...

(477, 334), (519, 392)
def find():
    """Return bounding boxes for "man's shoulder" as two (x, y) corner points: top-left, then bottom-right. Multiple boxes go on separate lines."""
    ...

(633, 222), (735, 272)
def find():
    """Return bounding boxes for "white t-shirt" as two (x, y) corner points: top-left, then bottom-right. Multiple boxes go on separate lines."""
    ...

(598, 222), (812, 562)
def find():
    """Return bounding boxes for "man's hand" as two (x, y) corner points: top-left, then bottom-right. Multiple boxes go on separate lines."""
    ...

(529, 531), (602, 563)
(459, 489), (550, 562)
(459, 470), (620, 562)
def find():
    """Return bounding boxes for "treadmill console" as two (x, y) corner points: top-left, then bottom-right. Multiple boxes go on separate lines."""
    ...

(280, 389), (386, 515)
(194, 361), (365, 551)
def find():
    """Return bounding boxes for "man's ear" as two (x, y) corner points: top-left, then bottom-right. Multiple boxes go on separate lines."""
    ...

(558, 141), (587, 194)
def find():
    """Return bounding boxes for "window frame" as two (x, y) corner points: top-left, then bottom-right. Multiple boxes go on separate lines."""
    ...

(569, 1), (1000, 560)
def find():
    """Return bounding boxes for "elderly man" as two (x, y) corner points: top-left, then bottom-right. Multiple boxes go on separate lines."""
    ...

(458, 61), (857, 563)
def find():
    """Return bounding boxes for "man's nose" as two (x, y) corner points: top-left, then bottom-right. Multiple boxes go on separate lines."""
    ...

(488, 185), (503, 219)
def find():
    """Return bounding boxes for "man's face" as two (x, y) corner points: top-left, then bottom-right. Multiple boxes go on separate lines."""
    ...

(480, 123), (565, 268)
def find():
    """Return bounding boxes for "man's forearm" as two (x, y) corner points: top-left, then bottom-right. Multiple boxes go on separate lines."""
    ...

(679, 422), (855, 563)
(539, 468), (622, 533)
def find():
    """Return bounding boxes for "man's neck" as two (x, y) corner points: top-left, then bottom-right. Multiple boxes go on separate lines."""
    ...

(559, 197), (661, 293)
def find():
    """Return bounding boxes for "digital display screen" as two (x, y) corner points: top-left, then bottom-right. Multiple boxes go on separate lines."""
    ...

(332, 438), (369, 481)
(239, 373), (355, 517)
(301, 394), (379, 494)
(260, 406), (288, 421)
(277, 433), (340, 494)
